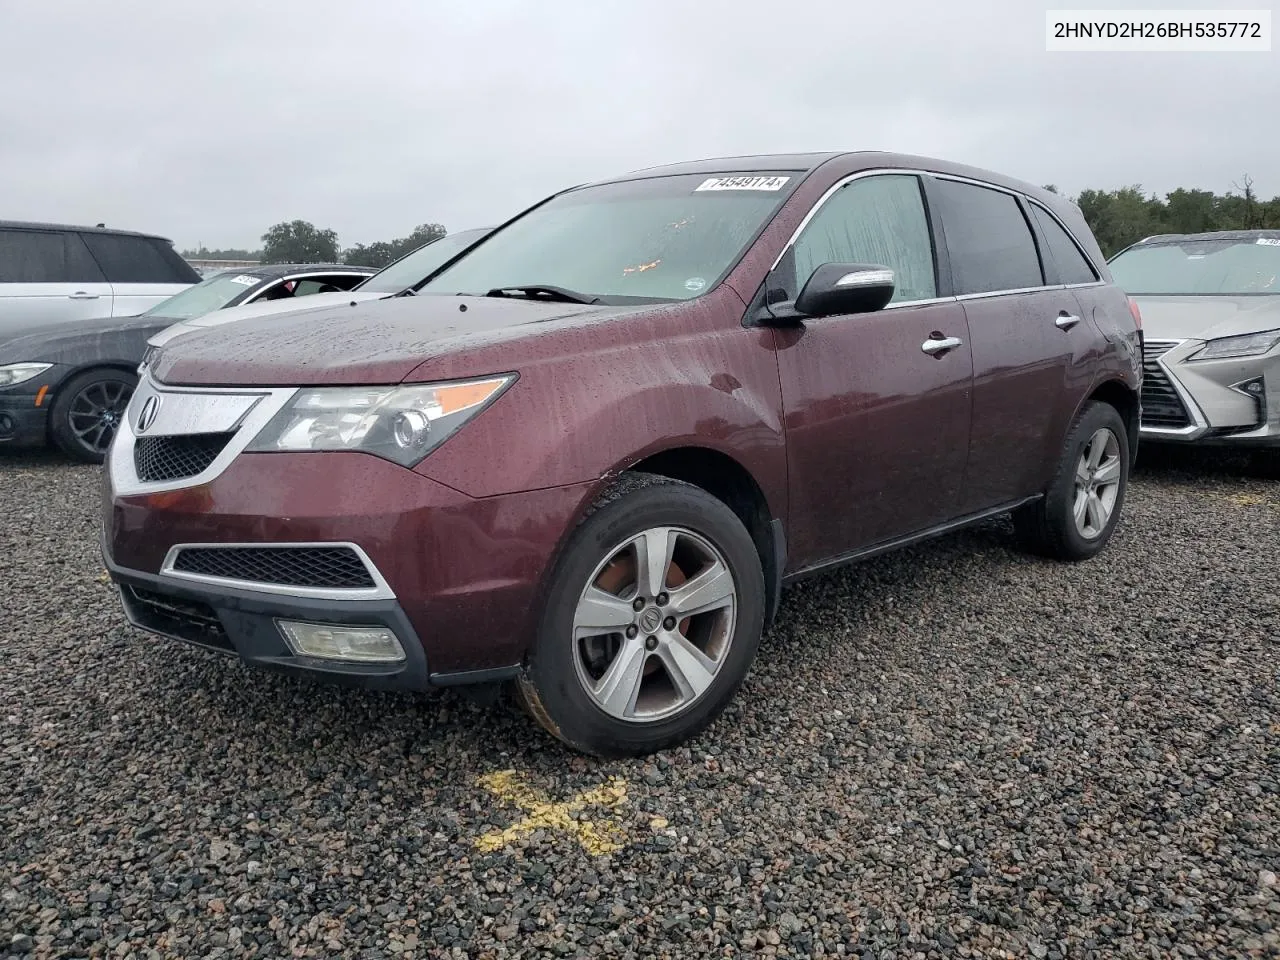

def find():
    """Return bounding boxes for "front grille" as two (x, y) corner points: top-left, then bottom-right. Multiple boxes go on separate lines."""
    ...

(135, 432), (234, 482)
(1141, 340), (1191, 429)
(171, 545), (376, 589)
(122, 585), (233, 651)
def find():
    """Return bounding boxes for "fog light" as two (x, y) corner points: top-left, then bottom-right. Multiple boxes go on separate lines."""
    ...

(276, 620), (405, 663)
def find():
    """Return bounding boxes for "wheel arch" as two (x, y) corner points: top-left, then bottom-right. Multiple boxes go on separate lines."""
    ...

(623, 445), (785, 627)
(1079, 377), (1140, 466)
(44, 362), (140, 447)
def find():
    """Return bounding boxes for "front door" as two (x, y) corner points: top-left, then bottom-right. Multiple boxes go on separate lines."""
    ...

(772, 173), (974, 568)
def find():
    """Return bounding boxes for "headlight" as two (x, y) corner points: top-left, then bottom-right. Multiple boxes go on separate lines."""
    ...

(0, 362), (53, 387)
(1191, 329), (1280, 361)
(247, 375), (515, 467)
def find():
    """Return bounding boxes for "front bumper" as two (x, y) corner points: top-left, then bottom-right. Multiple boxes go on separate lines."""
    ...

(103, 447), (597, 686)
(1139, 339), (1280, 446)
(0, 389), (50, 447)
(106, 549), (432, 690)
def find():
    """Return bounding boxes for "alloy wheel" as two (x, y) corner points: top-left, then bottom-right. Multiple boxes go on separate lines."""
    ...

(1073, 427), (1122, 539)
(67, 379), (133, 456)
(571, 526), (738, 723)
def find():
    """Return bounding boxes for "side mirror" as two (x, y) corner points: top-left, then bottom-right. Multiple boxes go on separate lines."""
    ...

(794, 263), (896, 318)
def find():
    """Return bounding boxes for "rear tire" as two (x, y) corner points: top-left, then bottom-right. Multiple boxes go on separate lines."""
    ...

(516, 472), (765, 758)
(1014, 401), (1130, 561)
(50, 368), (137, 464)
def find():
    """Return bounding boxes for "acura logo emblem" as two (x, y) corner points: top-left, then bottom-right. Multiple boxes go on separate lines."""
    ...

(137, 395), (161, 433)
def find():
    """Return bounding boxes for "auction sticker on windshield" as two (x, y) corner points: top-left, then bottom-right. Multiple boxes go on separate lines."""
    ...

(230, 275), (260, 285)
(694, 176), (790, 192)
(1256, 238), (1280, 246)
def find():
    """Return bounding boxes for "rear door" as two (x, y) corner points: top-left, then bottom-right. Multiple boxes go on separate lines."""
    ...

(79, 233), (197, 316)
(773, 172), (974, 566)
(0, 228), (113, 333)
(926, 176), (1092, 514)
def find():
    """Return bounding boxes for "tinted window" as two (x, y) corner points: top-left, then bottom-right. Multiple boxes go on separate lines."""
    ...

(81, 233), (198, 284)
(0, 229), (105, 283)
(1030, 205), (1098, 285)
(933, 180), (1043, 295)
(791, 174), (936, 303)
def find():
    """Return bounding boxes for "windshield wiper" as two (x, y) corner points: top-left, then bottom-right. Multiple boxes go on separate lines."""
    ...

(485, 284), (602, 305)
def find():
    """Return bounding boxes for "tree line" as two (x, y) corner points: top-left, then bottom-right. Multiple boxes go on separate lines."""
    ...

(183, 175), (1279, 269)
(1044, 174), (1278, 257)
(183, 220), (446, 268)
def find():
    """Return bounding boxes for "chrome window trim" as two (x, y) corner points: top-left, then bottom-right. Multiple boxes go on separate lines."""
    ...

(108, 371), (298, 497)
(770, 167), (1110, 308)
(160, 541), (396, 601)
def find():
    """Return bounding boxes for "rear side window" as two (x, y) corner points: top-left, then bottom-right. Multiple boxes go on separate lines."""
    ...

(932, 180), (1043, 295)
(791, 174), (937, 303)
(81, 233), (198, 284)
(0, 229), (106, 283)
(1029, 205), (1099, 285)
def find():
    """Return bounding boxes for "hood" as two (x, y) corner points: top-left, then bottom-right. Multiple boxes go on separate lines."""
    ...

(151, 294), (639, 386)
(148, 290), (385, 349)
(0, 312), (171, 365)
(1132, 294), (1280, 342)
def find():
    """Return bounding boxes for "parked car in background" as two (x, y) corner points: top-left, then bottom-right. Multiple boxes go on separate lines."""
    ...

(1108, 230), (1280, 453)
(146, 227), (494, 355)
(102, 152), (1141, 757)
(0, 221), (197, 336)
(0, 263), (373, 462)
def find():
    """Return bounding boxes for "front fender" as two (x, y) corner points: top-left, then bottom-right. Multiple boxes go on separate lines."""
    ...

(414, 333), (787, 510)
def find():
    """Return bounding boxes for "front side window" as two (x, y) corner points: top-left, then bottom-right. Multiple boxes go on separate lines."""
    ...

(1029, 205), (1098, 285)
(143, 272), (264, 318)
(789, 174), (937, 304)
(933, 180), (1043, 295)
(420, 173), (799, 304)
(0, 229), (105, 283)
(1108, 237), (1280, 295)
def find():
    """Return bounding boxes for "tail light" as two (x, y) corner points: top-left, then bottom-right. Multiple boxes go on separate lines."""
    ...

(1127, 297), (1143, 330)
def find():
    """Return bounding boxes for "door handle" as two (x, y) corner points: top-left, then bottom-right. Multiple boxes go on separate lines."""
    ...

(921, 336), (963, 356)
(68, 291), (100, 299)
(1055, 313), (1081, 331)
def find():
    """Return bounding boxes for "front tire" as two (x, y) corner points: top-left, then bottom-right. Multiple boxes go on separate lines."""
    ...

(517, 472), (765, 757)
(1014, 401), (1130, 561)
(49, 368), (137, 464)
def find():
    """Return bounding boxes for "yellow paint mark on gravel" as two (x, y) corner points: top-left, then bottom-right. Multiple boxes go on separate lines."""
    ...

(1228, 493), (1268, 507)
(474, 770), (629, 856)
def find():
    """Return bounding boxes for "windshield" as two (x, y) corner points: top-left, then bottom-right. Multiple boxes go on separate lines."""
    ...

(358, 228), (492, 294)
(419, 172), (798, 303)
(1109, 237), (1280, 295)
(143, 271), (261, 318)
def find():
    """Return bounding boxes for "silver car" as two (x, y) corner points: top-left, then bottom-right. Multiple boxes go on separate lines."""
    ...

(1108, 230), (1280, 449)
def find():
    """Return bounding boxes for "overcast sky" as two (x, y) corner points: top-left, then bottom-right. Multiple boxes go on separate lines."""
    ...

(1, 0), (1275, 250)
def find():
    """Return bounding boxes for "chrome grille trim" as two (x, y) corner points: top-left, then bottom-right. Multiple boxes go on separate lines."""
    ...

(108, 372), (298, 496)
(1138, 338), (1208, 438)
(160, 542), (395, 601)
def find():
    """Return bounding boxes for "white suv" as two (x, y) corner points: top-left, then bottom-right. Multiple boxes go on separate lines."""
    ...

(0, 221), (198, 337)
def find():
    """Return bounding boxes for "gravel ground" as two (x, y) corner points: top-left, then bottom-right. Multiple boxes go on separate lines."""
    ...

(2, 446), (1278, 959)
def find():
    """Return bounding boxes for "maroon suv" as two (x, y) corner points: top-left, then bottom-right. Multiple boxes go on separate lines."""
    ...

(102, 152), (1142, 756)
